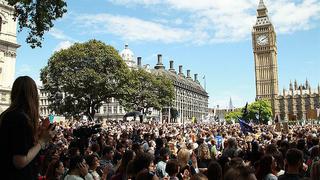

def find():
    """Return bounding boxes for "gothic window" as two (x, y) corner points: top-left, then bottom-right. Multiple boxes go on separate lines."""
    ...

(0, 17), (2, 32)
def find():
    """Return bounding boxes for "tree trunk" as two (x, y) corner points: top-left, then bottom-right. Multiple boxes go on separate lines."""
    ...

(90, 104), (95, 121)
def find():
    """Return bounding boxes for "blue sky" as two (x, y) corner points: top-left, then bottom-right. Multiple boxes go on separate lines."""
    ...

(15, 0), (320, 108)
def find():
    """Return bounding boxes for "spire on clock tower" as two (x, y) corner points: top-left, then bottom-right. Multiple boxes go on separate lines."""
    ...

(255, 0), (270, 25)
(258, 0), (267, 10)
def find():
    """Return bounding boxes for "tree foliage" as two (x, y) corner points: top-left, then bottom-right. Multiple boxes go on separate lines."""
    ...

(40, 39), (130, 118)
(225, 110), (242, 124)
(6, 0), (67, 48)
(118, 69), (175, 114)
(247, 99), (272, 124)
(224, 99), (272, 124)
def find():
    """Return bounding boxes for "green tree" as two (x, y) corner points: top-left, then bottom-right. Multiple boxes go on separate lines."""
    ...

(40, 39), (130, 119)
(118, 69), (174, 115)
(224, 100), (272, 124)
(155, 75), (175, 109)
(225, 110), (242, 124)
(247, 99), (272, 124)
(6, 0), (67, 48)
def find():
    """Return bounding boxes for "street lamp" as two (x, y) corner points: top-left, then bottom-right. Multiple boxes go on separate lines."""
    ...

(105, 98), (111, 121)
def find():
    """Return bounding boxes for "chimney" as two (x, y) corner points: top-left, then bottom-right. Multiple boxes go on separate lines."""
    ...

(187, 70), (192, 80)
(178, 65), (184, 76)
(137, 57), (142, 67)
(169, 60), (176, 73)
(154, 54), (165, 69)
(194, 74), (198, 82)
(158, 54), (162, 64)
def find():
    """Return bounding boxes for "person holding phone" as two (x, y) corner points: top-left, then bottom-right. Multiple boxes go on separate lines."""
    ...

(0, 76), (55, 180)
(64, 156), (94, 180)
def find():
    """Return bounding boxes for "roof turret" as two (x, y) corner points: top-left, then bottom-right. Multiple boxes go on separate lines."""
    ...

(120, 44), (135, 68)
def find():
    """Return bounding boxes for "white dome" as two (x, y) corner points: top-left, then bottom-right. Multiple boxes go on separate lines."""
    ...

(120, 44), (134, 63)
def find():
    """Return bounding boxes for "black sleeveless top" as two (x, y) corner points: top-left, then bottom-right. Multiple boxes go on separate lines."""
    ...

(0, 110), (36, 180)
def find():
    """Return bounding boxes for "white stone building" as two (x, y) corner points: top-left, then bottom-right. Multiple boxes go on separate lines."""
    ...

(40, 44), (209, 122)
(0, 1), (20, 113)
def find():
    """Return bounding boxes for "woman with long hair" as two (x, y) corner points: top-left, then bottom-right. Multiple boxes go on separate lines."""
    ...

(112, 150), (135, 180)
(255, 155), (277, 180)
(197, 144), (211, 173)
(0, 76), (55, 180)
(46, 160), (65, 180)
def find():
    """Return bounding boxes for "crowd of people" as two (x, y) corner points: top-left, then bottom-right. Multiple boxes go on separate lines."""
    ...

(1, 76), (320, 180)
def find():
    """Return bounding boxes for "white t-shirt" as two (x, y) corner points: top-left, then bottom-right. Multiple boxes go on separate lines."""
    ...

(64, 173), (94, 180)
(264, 173), (278, 180)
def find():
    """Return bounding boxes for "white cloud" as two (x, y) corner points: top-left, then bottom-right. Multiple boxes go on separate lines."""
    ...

(49, 28), (78, 52)
(110, 0), (162, 6)
(269, 0), (320, 33)
(75, 14), (192, 43)
(54, 41), (74, 52)
(105, 0), (320, 43)
(49, 28), (74, 41)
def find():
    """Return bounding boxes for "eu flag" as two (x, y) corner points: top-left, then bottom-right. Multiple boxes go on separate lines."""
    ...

(238, 119), (254, 134)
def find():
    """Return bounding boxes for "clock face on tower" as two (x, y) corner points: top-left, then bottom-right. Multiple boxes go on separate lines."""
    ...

(256, 34), (269, 46)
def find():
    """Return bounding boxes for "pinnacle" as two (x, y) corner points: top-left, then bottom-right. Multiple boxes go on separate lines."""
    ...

(258, 0), (266, 10)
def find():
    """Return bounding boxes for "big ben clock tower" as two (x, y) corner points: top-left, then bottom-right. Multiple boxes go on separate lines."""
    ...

(252, 0), (279, 101)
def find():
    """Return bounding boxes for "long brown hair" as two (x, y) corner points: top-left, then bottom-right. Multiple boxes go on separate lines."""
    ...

(0, 76), (39, 140)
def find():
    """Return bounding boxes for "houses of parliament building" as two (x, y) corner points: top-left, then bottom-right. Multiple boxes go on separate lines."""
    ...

(252, 0), (320, 121)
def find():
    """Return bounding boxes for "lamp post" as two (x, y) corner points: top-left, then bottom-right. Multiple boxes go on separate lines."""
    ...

(106, 98), (111, 121)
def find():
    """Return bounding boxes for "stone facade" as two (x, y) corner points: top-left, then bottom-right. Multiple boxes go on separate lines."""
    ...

(151, 54), (209, 123)
(0, 1), (20, 113)
(252, 1), (320, 121)
(274, 80), (320, 121)
(39, 89), (51, 116)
